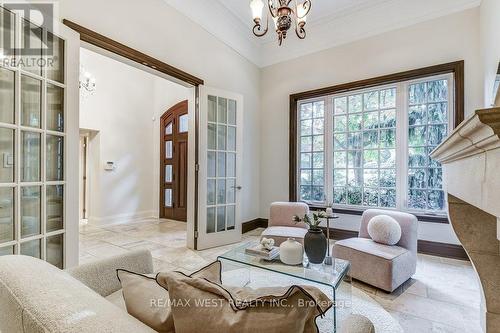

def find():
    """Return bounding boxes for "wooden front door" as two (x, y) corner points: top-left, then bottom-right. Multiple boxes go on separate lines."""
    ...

(160, 100), (188, 221)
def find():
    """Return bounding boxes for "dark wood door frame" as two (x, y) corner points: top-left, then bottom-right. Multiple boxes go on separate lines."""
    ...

(160, 100), (189, 222)
(62, 19), (203, 86)
(64, 20), (203, 248)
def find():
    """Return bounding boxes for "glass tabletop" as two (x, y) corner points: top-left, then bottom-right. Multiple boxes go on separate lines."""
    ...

(218, 242), (350, 290)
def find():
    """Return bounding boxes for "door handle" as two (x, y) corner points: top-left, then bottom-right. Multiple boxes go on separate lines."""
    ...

(232, 185), (242, 190)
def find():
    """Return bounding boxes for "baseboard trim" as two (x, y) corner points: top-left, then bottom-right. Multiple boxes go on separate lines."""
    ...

(320, 227), (359, 240)
(417, 240), (468, 261)
(243, 218), (469, 261)
(242, 218), (268, 233)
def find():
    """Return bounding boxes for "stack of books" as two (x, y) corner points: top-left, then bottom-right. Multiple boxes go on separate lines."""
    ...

(245, 243), (280, 260)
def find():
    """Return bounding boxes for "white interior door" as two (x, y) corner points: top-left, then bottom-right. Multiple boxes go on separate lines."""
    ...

(0, 5), (80, 268)
(197, 86), (243, 250)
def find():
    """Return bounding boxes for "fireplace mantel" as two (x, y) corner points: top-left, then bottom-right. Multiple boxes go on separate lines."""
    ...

(431, 107), (500, 219)
(431, 107), (500, 333)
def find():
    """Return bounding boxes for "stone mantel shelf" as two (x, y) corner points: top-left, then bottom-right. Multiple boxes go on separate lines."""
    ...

(432, 107), (500, 333)
(431, 107), (500, 163)
(431, 107), (500, 219)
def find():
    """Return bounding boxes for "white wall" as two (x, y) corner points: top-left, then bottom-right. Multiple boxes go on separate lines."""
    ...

(60, 0), (261, 224)
(80, 48), (190, 224)
(66, 1), (487, 245)
(260, 9), (482, 244)
(480, 0), (500, 107)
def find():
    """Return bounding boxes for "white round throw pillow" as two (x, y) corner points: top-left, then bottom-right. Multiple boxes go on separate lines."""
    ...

(367, 215), (401, 245)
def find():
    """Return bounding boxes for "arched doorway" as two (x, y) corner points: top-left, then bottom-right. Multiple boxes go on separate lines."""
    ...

(160, 100), (189, 221)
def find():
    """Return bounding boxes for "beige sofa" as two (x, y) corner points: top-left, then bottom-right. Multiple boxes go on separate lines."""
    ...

(0, 250), (155, 333)
(0, 249), (377, 333)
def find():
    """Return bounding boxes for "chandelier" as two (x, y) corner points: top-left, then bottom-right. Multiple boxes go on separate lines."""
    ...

(79, 66), (96, 97)
(250, 0), (311, 46)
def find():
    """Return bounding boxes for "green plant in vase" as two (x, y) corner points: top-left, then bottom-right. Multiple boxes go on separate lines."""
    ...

(293, 212), (327, 264)
(293, 212), (325, 230)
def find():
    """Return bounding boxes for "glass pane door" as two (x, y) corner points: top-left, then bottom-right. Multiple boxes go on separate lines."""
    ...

(206, 96), (237, 234)
(0, 6), (67, 267)
(198, 87), (243, 250)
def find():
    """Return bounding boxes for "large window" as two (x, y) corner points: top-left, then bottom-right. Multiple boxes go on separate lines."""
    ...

(296, 73), (454, 215)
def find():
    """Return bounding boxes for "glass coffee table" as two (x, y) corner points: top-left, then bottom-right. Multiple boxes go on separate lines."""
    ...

(218, 243), (352, 332)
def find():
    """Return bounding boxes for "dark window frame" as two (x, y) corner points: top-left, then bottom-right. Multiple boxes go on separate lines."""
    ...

(289, 61), (464, 224)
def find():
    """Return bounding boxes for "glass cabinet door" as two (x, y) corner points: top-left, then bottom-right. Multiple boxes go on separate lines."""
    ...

(0, 6), (67, 268)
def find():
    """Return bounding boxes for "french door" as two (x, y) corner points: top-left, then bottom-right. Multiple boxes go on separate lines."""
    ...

(0, 6), (79, 268)
(160, 100), (188, 222)
(197, 87), (243, 250)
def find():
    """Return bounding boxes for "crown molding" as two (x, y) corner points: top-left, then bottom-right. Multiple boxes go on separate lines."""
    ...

(164, 0), (481, 68)
(259, 0), (481, 67)
(163, 0), (263, 66)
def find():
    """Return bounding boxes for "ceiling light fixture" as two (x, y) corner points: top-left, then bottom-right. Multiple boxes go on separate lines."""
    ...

(250, 0), (311, 46)
(79, 66), (96, 97)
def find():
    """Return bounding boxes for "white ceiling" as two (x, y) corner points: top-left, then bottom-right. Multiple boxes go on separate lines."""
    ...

(165, 0), (481, 68)
(219, 0), (386, 30)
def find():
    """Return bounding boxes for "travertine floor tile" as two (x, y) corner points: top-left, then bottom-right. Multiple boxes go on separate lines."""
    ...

(388, 310), (434, 333)
(374, 291), (475, 330)
(121, 240), (166, 252)
(79, 218), (482, 333)
(85, 243), (129, 259)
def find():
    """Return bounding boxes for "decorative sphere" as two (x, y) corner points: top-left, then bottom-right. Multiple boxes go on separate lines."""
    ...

(367, 215), (402, 245)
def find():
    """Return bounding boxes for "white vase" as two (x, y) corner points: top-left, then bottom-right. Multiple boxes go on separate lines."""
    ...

(279, 238), (304, 265)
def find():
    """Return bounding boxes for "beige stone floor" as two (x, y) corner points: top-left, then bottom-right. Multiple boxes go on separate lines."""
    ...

(80, 218), (482, 333)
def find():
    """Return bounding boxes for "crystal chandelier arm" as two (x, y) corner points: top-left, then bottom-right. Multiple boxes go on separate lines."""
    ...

(293, 0), (309, 39)
(295, 23), (306, 39)
(268, 0), (278, 18)
(253, 7), (270, 37)
(296, 0), (311, 19)
(253, 21), (268, 37)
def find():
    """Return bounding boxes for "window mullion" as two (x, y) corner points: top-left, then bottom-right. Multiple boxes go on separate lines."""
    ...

(325, 96), (333, 206)
(395, 81), (408, 211)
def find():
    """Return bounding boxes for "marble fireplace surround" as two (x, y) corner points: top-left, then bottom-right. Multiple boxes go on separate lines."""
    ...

(431, 107), (500, 333)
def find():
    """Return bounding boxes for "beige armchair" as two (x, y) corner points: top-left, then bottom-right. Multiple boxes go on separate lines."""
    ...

(333, 209), (418, 292)
(260, 202), (309, 246)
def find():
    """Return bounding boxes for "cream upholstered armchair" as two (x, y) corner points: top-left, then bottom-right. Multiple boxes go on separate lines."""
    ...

(260, 202), (309, 246)
(333, 209), (418, 292)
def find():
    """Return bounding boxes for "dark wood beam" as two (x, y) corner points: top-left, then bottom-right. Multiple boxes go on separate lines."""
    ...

(63, 19), (204, 86)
